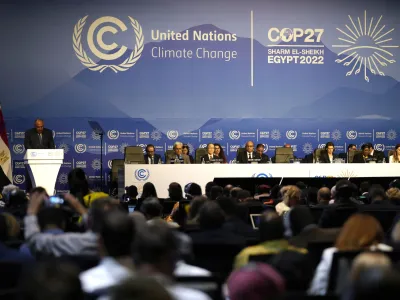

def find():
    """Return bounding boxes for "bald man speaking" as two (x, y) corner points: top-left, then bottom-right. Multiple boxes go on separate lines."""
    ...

(24, 119), (55, 149)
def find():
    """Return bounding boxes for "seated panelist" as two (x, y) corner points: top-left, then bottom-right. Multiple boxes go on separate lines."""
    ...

(352, 144), (373, 163)
(236, 141), (257, 164)
(319, 142), (338, 163)
(166, 142), (191, 164)
(144, 144), (162, 164)
(200, 143), (219, 163)
(255, 144), (269, 163)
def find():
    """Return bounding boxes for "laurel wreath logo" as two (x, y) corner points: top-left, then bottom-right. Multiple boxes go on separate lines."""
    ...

(73, 16), (144, 73)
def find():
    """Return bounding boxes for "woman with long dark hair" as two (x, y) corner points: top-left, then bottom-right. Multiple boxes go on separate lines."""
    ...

(214, 143), (227, 163)
(182, 144), (195, 164)
(389, 144), (400, 163)
(141, 182), (158, 199)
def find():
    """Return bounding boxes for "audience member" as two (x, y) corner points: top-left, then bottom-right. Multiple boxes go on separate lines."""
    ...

(142, 197), (179, 228)
(187, 196), (207, 223)
(387, 187), (400, 205)
(210, 185), (223, 200)
(80, 210), (135, 293)
(234, 211), (306, 269)
(185, 183), (202, 200)
(306, 187), (318, 206)
(223, 184), (233, 197)
(368, 185), (393, 207)
(230, 187), (242, 199)
(19, 260), (84, 300)
(275, 185), (301, 216)
(141, 182), (158, 200)
(133, 221), (211, 300)
(350, 252), (392, 282)
(205, 181), (216, 199)
(189, 201), (245, 247)
(227, 263), (285, 300)
(358, 181), (370, 203)
(254, 184), (272, 203)
(24, 192), (118, 257)
(237, 189), (252, 202)
(319, 180), (360, 228)
(110, 277), (173, 300)
(317, 187), (331, 206)
(309, 213), (392, 295)
(165, 183), (184, 222)
(286, 206), (340, 248)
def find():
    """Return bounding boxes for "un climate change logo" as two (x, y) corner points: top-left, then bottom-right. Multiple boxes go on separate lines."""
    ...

(374, 144), (385, 151)
(252, 173), (273, 178)
(13, 144), (25, 154)
(75, 144), (87, 153)
(346, 130), (357, 140)
(167, 130), (179, 140)
(107, 130), (119, 140)
(286, 130), (297, 140)
(13, 175), (25, 184)
(229, 130), (240, 140)
(134, 169), (150, 181)
(73, 16), (144, 73)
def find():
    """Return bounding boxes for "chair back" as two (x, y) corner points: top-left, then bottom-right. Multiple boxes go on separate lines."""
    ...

(314, 148), (326, 163)
(165, 150), (175, 163)
(348, 150), (362, 163)
(195, 148), (207, 163)
(124, 146), (145, 164)
(275, 147), (294, 163)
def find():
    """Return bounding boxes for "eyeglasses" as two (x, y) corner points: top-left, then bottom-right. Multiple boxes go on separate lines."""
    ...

(175, 147), (182, 150)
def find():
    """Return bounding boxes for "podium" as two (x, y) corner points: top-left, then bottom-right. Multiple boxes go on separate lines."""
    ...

(24, 149), (64, 195)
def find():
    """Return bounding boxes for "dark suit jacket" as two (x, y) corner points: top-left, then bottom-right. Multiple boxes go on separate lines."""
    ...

(200, 154), (219, 163)
(352, 153), (372, 163)
(24, 128), (55, 149)
(237, 151), (257, 164)
(319, 152), (338, 163)
(254, 153), (269, 164)
(188, 227), (246, 247)
(289, 226), (340, 249)
(318, 200), (359, 228)
(370, 150), (385, 162)
(144, 154), (161, 164)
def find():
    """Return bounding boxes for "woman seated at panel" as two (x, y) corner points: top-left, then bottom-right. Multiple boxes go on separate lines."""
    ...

(319, 142), (338, 163)
(389, 144), (400, 163)
(214, 143), (227, 164)
(182, 144), (195, 164)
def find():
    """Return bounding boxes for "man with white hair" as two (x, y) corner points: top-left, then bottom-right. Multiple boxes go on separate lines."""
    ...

(166, 142), (191, 164)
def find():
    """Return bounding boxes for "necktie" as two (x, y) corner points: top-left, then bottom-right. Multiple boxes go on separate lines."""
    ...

(150, 156), (154, 164)
(248, 153), (251, 159)
(38, 134), (42, 145)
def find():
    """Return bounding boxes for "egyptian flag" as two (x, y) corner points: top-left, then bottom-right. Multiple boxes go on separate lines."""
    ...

(0, 105), (12, 184)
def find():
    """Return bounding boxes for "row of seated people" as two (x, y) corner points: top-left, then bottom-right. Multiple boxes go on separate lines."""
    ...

(128, 142), (400, 164)
(2, 168), (400, 299)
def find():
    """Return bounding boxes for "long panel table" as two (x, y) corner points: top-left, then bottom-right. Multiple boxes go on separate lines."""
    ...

(124, 164), (399, 198)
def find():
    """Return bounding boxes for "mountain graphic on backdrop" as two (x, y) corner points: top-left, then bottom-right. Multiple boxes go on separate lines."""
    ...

(8, 24), (398, 119)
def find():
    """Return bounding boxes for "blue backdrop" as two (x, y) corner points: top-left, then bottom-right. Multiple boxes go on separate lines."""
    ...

(1, 0), (399, 192)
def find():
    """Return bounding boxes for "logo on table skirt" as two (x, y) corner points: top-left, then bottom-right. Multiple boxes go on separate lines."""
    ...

(167, 130), (179, 140)
(75, 144), (87, 153)
(387, 129), (397, 141)
(346, 130), (357, 140)
(13, 174), (25, 184)
(134, 169), (150, 181)
(13, 144), (25, 154)
(252, 173), (273, 178)
(271, 129), (281, 141)
(229, 130), (240, 140)
(374, 144), (385, 151)
(214, 129), (224, 141)
(107, 130), (120, 140)
(58, 173), (69, 185)
(286, 130), (297, 140)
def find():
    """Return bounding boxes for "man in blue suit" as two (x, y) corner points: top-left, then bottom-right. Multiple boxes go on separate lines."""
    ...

(144, 144), (162, 164)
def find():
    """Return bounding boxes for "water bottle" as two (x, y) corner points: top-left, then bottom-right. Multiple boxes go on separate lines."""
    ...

(382, 157), (386, 164)
(158, 158), (162, 164)
(175, 156), (179, 164)
(268, 157), (272, 164)
(201, 157), (205, 164)
(316, 157), (320, 164)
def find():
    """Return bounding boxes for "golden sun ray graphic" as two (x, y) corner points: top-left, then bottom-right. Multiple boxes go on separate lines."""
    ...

(332, 11), (399, 82)
(338, 169), (357, 179)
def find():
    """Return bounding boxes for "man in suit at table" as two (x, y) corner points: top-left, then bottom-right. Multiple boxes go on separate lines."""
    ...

(200, 143), (219, 163)
(166, 141), (191, 164)
(352, 144), (373, 163)
(319, 142), (338, 163)
(366, 142), (385, 162)
(255, 144), (269, 163)
(24, 119), (55, 149)
(236, 141), (257, 164)
(144, 144), (162, 164)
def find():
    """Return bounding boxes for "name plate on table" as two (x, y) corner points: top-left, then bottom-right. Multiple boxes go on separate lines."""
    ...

(170, 158), (184, 164)
(209, 158), (223, 164)
(248, 158), (261, 164)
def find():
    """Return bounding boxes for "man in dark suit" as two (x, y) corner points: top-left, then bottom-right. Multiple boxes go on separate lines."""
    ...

(200, 143), (219, 163)
(24, 119), (55, 149)
(352, 144), (373, 163)
(166, 142), (191, 164)
(319, 142), (338, 163)
(366, 143), (385, 162)
(255, 144), (269, 163)
(144, 144), (161, 164)
(236, 141), (257, 164)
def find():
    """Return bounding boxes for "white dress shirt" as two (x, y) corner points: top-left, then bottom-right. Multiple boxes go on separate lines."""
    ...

(389, 155), (398, 163)
(80, 257), (133, 293)
(174, 260), (211, 277)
